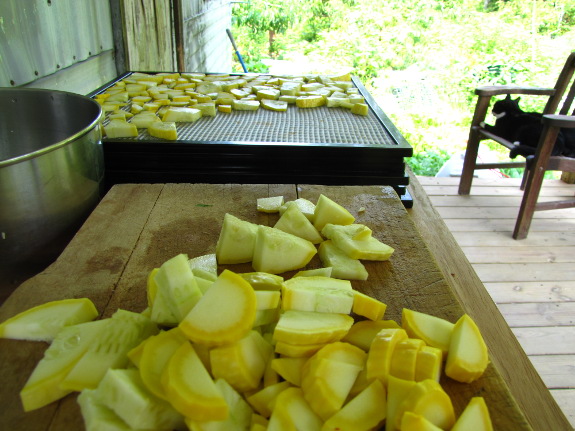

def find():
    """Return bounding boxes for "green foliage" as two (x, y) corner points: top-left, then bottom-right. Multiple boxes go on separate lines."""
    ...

(233, 1), (297, 34)
(232, 0), (575, 175)
(301, 0), (334, 42)
(407, 149), (451, 177)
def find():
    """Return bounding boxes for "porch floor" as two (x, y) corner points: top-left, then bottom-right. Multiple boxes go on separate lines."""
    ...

(417, 175), (575, 428)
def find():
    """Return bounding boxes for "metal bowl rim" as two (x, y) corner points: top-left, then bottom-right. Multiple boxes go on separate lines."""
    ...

(0, 88), (103, 168)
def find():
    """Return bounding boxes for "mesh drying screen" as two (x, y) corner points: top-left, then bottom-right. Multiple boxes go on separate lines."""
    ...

(129, 106), (398, 147)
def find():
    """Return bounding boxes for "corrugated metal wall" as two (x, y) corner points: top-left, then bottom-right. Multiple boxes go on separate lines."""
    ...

(0, 0), (232, 95)
(0, 0), (116, 93)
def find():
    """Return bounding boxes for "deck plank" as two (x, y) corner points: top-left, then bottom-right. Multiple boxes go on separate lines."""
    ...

(417, 175), (575, 429)
(461, 246), (575, 264)
(496, 302), (575, 327)
(529, 355), (575, 388)
(553, 389), (575, 426)
(445, 217), (575, 232)
(484, 281), (575, 303)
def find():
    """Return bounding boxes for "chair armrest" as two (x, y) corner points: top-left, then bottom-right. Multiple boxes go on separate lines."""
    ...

(475, 85), (556, 97)
(542, 114), (575, 128)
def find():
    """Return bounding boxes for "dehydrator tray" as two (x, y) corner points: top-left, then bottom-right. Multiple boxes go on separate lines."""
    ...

(90, 72), (413, 204)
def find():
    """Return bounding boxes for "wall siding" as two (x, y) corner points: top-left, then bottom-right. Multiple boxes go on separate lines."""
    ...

(179, 0), (232, 73)
(121, 0), (176, 71)
(0, 0), (115, 90)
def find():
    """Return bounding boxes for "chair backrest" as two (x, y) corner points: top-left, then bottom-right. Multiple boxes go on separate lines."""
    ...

(544, 51), (575, 116)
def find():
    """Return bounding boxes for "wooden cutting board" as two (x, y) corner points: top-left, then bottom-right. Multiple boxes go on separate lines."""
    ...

(0, 183), (531, 430)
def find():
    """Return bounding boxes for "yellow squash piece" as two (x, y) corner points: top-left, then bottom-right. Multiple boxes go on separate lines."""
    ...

(233, 99), (260, 111)
(139, 328), (188, 399)
(395, 379), (455, 431)
(451, 397), (493, 431)
(146, 268), (159, 306)
(318, 240), (368, 281)
(400, 412), (443, 431)
(351, 103), (369, 116)
(274, 340), (327, 358)
(326, 96), (352, 108)
(386, 376), (417, 431)
(255, 290), (281, 310)
(352, 291), (388, 321)
(293, 267), (333, 277)
(153, 253), (203, 323)
(273, 310), (354, 345)
(188, 253), (218, 281)
(194, 102), (217, 117)
(268, 387), (323, 431)
(148, 121), (178, 140)
(59, 310), (158, 391)
(20, 320), (107, 411)
(414, 345), (443, 382)
(257, 196), (285, 213)
(445, 314), (489, 383)
(104, 119), (138, 138)
(257, 88), (281, 100)
(0, 298), (98, 342)
(179, 270), (257, 346)
(313, 194), (355, 231)
(162, 341), (228, 421)
(322, 223), (394, 261)
(261, 99), (288, 111)
(215, 213), (259, 264)
(90, 369), (185, 430)
(240, 272), (285, 291)
(366, 328), (408, 385)
(274, 203), (323, 244)
(127, 336), (149, 368)
(342, 319), (400, 351)
(322, 379), (387, 431)
(402, 308), (455, 357)
(281, 276), (354, 314)
(77, 388), (135, 431)
(246, 381), (292, 418)
(130, 112), (161, 128)
(310, 341), (367, 368)
(185, 378), (253, 431)
(254, 308), (280, 328)
(301, 357), (362, 420)
(252, 225), (317, 274)
(389, 338), (426, 381)
(210, 330), (272, 392)
(270, 357), (307, 386)
(295, 95), (325, 108)
(218, 104), (232, 113)
(279, 198), (316, 221)
(161, 106), (202, 122)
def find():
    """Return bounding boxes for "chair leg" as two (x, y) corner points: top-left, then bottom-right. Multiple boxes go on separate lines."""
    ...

(458, 129), (481, 195)
(513, 126), (560, 239)
(459, 96), (491, 195)
(520, 156), (534, 191)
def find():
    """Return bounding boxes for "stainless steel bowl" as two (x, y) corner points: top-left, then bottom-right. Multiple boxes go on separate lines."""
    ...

(0, 88), (104, 276)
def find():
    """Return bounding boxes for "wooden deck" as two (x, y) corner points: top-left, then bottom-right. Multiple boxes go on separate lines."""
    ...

(416, 175), (575, 428)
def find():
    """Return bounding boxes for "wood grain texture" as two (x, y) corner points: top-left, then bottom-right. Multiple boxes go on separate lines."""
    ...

(407, 172), (572, 430)
(418, 174), (575, 429)
(0, 183), (542, 430)
(121, 0), (175, 71)
(0, 183), (164, 431)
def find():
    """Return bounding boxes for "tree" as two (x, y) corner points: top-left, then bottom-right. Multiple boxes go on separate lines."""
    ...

(233, 0), (300, 57)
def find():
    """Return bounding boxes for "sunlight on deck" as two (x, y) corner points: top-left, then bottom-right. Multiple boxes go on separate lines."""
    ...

(417, 175), (575, 428)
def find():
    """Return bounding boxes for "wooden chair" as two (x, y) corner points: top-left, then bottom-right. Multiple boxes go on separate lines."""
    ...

(458, 51), (575, 239)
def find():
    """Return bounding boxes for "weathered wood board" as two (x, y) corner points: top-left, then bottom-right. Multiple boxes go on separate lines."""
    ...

(0, 184), (531, 430)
